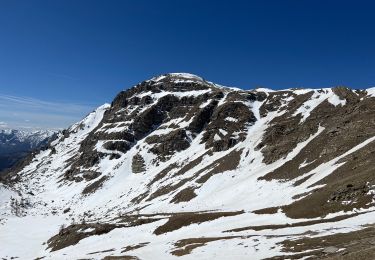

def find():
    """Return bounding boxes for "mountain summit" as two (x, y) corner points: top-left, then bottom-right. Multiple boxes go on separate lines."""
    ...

(1, 74), (375, 259)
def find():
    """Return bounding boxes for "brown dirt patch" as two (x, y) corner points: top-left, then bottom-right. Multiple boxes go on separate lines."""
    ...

(172, 155), (205, 178)
(147, 149), (242, 202)
(148, 163), (179, 186)
(282, 142), (375, 219)
(146, 176), (195, 202)
(82, 176), (109, 195)
(103, 256), (139, 260)
(268, 225), (375, 260)
(225, 213), (360, 232)
(196, 149), (243, 184)
(253, 207), (280, 215)
(88, 248), (116, 255)
(170, 187), (197, 203)
(145, 154), (206, 202)
(114, 214), (162, 226)
(153, 211), (243, 235)
(48, 215), (159, 252)
(47, 223), (122, 251)
(261, 91), (375, 181)
(171, 236), (241, 256)
(121, 242), (149, 253)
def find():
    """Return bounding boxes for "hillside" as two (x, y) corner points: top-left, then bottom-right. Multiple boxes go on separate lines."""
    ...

(1, 73), (375, 259)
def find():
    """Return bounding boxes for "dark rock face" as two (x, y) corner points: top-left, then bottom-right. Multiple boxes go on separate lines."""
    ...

(202, 102), (256, 152)
(146, 129), (190, 158)
(103, 141), (130, 153)
(82, 171), (101, 181)
(188, 100), (218, 134)
(132, 154), (146, 173)
(61, 74), (266, 179)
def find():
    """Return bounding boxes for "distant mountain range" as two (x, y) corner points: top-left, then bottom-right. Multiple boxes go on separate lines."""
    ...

(0, 129), (56, 171)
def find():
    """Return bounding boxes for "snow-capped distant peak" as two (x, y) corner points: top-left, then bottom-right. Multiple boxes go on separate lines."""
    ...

(0, 129), (56, 149)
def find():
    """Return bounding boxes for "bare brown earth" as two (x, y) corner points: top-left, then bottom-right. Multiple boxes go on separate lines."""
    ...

(253, 207), (280, 215)
(170, 186), (197, 203)
(87, 248), (115, 255)
(225, 213), (362, 232)
(48, 223), (123, 251)
(46, 211), (243, 253)
(250, 88), (375, 222)
(140, 148), (242, 204)
(171, 236), (242, 256)
(121, 242), (149, 253)
(153, 211), (244, 235)
(82, 175), (109, 195)
(266, 225), (375, 260)
(259, 88), (374, 181)
(282, 141), (375, 219)
(48, 215), (160, 252)
(195, 148), (243, 184)
(102, 256), (139, 260)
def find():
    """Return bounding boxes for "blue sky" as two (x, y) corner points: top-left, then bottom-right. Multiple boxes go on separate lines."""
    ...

(1, 0), (375, 129)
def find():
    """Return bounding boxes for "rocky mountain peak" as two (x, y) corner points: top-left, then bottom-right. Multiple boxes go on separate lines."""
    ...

(1, 75), (375, 259)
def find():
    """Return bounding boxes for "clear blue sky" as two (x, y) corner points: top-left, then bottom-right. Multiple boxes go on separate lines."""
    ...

(1, 0), (375, 129)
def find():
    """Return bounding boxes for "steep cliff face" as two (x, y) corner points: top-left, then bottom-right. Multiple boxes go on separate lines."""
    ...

(1, 73), (375, 259)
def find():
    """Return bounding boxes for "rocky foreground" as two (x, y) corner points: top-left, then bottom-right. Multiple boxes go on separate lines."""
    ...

(1, 73), (375, 259)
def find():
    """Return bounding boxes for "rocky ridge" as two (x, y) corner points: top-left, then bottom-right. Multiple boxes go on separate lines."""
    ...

(1, 73), (375, 259)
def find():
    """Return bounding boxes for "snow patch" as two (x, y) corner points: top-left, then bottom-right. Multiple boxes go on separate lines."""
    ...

(367, 87), (375, 97)
(294, 89), (346, 122)
(225, 117), (238, 122)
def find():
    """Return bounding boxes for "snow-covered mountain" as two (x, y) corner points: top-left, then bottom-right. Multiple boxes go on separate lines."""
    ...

(1, 73), (375, 259)
(0, 129), (56, 171)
